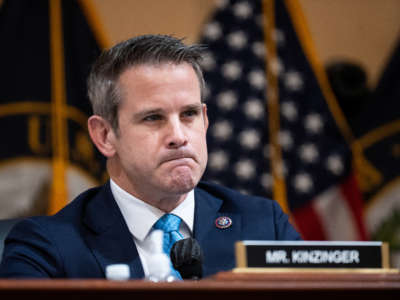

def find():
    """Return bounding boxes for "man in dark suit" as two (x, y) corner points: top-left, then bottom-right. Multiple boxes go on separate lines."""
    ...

(0, 35), (301, 278)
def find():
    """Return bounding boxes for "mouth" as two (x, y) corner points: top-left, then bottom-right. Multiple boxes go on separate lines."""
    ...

(160, 152), (196, 166)
(159, 158), (194, 174)
(163, 157), (194, 165)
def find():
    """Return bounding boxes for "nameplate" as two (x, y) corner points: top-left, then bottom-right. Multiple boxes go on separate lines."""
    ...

(235, 241), (390, 269)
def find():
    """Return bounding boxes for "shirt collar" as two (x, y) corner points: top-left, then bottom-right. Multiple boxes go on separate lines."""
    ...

(110, 179), (194, 241)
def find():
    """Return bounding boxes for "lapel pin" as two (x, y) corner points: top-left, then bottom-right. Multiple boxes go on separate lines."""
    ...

(215, 216), (232, 229)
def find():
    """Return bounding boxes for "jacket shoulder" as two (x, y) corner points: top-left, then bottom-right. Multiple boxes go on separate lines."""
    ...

(196, 181), (302, 240)
(0, 184), (108, 278)
(34, 184), (108, 227)
(196, 181), (275, 211)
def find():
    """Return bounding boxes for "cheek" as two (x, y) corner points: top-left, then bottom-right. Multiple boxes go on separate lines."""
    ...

(129, 133), (160, 159)
(194, 130), (208, 157)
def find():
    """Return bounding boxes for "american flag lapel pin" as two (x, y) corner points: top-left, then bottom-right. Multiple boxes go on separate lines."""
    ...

(215, 216), (232, 229)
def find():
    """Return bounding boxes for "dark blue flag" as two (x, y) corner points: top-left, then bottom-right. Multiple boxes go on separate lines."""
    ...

(354, 36), (400, 266)
(0, 0), (107, 217)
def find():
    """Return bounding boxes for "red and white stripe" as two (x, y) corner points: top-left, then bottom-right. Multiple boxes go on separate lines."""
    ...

(292, 173), (368, 241)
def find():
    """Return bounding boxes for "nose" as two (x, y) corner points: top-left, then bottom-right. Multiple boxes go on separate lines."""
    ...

(166, 118), (188, 149)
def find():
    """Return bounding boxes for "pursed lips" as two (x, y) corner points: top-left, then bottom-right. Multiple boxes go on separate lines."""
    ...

(160, 152), (196, 166)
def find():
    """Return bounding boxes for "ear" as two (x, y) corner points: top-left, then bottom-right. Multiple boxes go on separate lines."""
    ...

(87, 115), (117, 158)
(202, 103), (209, 131)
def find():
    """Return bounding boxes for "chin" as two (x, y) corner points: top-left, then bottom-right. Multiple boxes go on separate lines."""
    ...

(169, 181), (196, 194)
(167, 175), (197, 194)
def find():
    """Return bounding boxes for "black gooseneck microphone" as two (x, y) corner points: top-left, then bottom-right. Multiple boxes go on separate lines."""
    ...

(170, 238), (203, 280)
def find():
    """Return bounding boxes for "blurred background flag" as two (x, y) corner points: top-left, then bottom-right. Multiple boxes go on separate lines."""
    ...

(200, 0), (368, 240)
(0, 0), (107, 218)
(353, 36), (400, 263)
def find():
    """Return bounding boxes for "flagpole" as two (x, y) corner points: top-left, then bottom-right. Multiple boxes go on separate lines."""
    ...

(49, 0), (68, 215)
(262, 0), (289, 213)
(78, 0), (110, 49)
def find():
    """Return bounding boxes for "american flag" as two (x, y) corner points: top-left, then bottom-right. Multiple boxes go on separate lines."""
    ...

(199, 0), (368, 240)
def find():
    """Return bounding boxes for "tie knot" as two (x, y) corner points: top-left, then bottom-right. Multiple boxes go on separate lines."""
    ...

(154, 214), (181, 233)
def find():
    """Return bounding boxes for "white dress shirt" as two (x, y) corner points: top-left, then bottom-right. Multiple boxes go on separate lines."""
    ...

(110, 179), (194, 276)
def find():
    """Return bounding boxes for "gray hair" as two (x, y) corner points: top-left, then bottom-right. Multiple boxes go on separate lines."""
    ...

(87, 34), (206, 131)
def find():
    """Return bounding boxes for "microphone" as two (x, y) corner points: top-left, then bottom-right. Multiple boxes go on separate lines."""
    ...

(170, 238), (203, 280)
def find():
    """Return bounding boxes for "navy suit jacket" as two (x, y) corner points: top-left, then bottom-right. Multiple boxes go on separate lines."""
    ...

(0, 181), (301, 278)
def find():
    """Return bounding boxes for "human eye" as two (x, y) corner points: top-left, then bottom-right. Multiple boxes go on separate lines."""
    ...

(182, 107), (200, 119)
(143, 114), (163, 122)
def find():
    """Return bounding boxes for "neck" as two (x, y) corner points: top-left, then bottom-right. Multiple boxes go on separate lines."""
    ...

(153, 194), (188, 212)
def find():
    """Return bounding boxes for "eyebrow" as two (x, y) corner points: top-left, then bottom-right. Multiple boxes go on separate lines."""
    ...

(134, 103), (203, 120)
(134, 108), (164, 120)
(182, 103), (203, 112)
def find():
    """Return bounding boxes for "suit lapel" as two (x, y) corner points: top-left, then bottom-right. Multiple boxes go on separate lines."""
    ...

(194, 188), (241, 277)
(83, 182), (144, 279)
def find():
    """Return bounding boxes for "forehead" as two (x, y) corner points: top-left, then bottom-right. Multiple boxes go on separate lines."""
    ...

(119, 62), (198, 86)
(117, 62), (201, 108)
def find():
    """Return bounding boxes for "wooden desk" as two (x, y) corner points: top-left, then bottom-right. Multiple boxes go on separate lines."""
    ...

(0, 271), (399, 299)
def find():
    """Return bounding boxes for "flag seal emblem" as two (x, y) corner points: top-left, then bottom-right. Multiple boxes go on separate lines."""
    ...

(215, 216), (232, 229)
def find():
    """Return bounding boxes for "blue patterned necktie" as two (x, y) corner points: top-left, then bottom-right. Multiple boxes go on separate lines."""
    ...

(153, 214), (184, 279)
